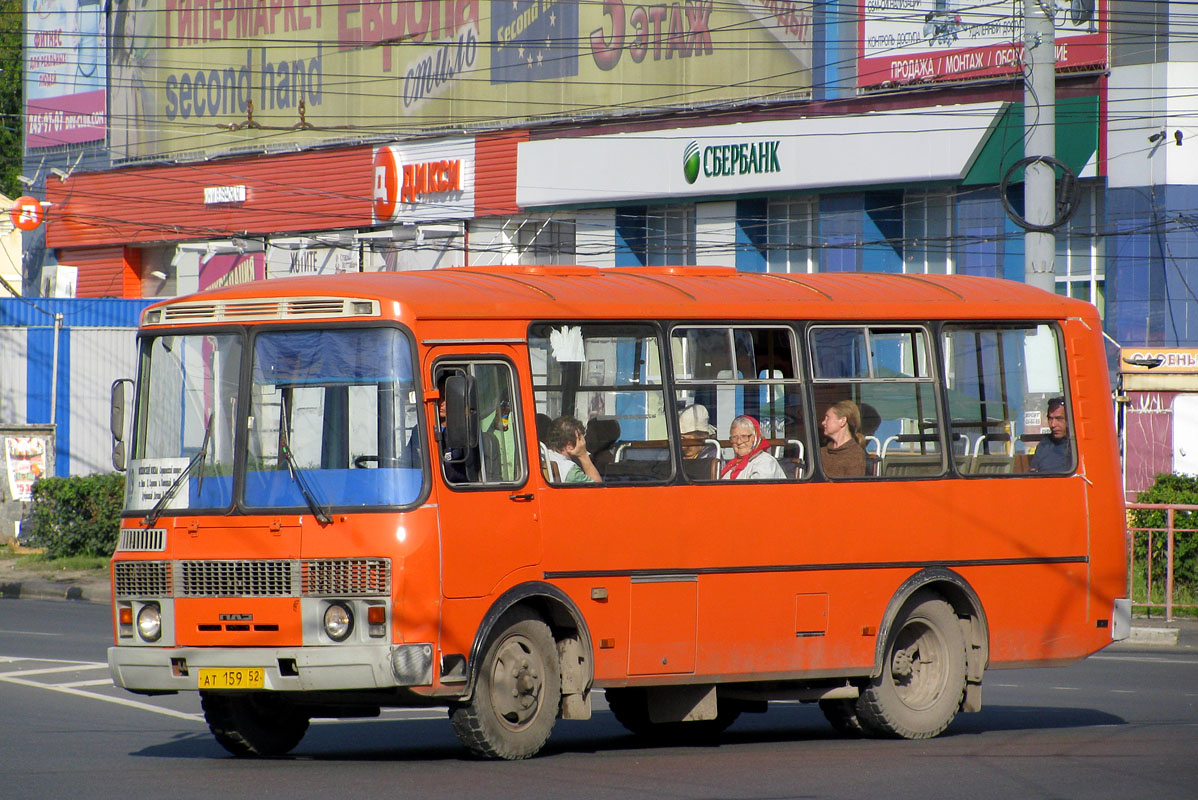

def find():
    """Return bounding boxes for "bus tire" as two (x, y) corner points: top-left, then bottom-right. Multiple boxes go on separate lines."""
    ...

(819, 698), (866, 737)
(605, 687), (741, 740)
(856, 593), (966, 739)
(450, 608), (560, 760)
(201, 691), (310, 757)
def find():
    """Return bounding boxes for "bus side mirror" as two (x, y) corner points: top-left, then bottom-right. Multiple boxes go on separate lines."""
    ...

(442, 373), (478, 455)
(111, 378), (132, 472)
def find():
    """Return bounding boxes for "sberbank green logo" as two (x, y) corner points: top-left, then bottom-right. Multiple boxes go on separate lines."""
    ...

(683, 139), (782, 184)
(683, 141), (701, 184)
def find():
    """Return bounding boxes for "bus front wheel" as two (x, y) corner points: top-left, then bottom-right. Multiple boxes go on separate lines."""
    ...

(856, 593), (966, 739)
(201, 691), (310, 757)
(450, 608), (561, 759)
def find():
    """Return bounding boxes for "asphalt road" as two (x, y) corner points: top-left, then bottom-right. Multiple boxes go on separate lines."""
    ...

(2, 599), (1196, 800)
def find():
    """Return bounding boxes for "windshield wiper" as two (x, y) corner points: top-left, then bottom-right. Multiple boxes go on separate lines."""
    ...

(279, 435), (333, 525)
(143, 413), (212, 527)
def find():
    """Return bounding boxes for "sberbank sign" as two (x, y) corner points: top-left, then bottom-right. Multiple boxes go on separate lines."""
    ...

(682, 139), (782, 185)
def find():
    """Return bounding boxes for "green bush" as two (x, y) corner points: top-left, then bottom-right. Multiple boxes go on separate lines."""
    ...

(24, 473), (125, 558)
(1129, 473), (1198, 594)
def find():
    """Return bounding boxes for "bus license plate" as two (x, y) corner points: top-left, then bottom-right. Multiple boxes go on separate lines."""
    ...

(197, 668), (265, 690)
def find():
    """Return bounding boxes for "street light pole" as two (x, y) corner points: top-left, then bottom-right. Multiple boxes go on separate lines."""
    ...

(1023, 0), (1056, 293)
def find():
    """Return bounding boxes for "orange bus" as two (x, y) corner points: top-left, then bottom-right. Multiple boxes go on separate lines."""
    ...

(107, 266), (1128, 759)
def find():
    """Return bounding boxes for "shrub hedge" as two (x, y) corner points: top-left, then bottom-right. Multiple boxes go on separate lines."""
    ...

(1129, 473), (1198, 593)
(24, 473), (125, 558)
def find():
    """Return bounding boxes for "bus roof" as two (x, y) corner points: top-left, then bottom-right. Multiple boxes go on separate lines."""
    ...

(144, 265), (1094, 326)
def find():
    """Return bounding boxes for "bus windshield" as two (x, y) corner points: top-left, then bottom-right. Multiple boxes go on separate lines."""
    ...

(245, 327), (422, 511)
(127, 332), (242, 513)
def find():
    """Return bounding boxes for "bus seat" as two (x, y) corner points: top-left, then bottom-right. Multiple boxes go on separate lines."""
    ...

(535, 413), (552, 443)
(880, 453), (944, 477)
(481, 431), (501, 480)
(586, 419), (621, 467)
(953, 453), (971, 473)
(777, 457), (804, 479)
(682, 457), (718, 481)
(538, 442), (558, 482)
(616, 440), (671, 462)
(971, 454), (1014, 475)
(865, 453), (880, 476)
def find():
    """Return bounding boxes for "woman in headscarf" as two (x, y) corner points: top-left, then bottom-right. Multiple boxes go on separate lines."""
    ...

(720, 415), (786, 480)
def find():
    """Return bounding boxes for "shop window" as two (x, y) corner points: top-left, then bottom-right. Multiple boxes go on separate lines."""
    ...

(1054, 183), (1105, 319)
(615, 206), (695, 266)
(903, 190), (953, 274)
(517, 219), (576, 265)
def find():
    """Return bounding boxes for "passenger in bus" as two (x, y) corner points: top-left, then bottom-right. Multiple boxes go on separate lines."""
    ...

(1029, 396), (1070, 473)
(679, 403), (718, 460)
(820, 400), (867, 478)
(544, 415), (603, 484)
(720, 415), (786, 480)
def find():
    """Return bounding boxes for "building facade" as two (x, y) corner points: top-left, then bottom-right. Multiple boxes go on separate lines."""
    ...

(14, 1), (1198, 492)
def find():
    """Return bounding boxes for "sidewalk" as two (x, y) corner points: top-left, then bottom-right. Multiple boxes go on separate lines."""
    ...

(1118, 615), (1198, 649)
(0, 559), (110, 604)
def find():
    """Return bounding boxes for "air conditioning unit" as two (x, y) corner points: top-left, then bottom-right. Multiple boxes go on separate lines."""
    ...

(40, 264), (78, 298)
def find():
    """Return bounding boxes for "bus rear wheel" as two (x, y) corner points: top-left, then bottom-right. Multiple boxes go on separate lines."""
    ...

(856, 593), (966, 739)
(201, 691), (310, 757)
(450, 608), (561, 760)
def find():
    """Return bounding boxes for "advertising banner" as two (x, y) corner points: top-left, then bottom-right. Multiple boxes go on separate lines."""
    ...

(857, 0), (1106, 89)
(25, 0), (107, 147)
(99, 0), (813, 161)
(5, 437), (48, 502)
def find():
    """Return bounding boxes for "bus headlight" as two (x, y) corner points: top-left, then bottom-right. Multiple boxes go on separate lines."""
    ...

(136, 603), (162, 642)
(323, 602), (354, 642)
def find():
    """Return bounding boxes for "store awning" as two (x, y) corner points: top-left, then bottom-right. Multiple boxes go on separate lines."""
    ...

(961, 95), (1099, 185)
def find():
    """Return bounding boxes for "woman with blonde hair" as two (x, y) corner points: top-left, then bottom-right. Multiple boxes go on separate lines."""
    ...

(820, 399), (867, 478)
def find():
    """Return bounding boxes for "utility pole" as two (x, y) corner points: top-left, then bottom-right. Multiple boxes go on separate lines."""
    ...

(1023, 0), (1056, 292)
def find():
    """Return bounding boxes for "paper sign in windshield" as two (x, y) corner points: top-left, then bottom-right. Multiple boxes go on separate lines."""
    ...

(131, 458), (190, 509)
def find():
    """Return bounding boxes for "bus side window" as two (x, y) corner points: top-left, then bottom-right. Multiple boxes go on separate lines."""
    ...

(810, 326), (944, 479)
(942, 324), (1072, 476)
(671, 325), (807, 481)
(530, 322), (671, 485)
(433, 361), (526, 488)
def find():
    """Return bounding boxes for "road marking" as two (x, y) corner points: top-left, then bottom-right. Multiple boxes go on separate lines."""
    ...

(0, 630), (63, 637)
(1090, 655), (1198, 665)
(2, 663), (108, 677)
(0, 657), (203, 723)
(1111, 689), (1135, 694)
(1051, 687), (1080, 691)
(59, 678), (116, 688)
(0, 673), (203, 722)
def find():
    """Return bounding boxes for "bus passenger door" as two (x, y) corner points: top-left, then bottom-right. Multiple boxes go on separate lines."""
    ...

(428, 350), (541, 599)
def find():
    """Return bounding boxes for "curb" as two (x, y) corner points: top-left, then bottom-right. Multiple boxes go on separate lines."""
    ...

(0, 579), (105, 603)
(1126, 625), (1181, 646)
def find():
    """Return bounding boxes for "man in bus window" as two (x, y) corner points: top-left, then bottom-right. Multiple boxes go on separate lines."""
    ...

(720, 415), (786, 480)
(1029, 396), (1071, 473)
(544, 416), (602, 484)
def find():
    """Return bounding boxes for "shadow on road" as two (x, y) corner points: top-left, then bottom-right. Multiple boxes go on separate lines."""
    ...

(127, 701), (1125, 762)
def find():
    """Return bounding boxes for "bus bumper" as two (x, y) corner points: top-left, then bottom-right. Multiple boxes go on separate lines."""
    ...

(108, 643), (434, 693)
(1111, 598), (1132, 641)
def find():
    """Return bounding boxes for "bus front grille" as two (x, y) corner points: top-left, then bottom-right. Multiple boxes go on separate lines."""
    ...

(114, 558), (392, 598)
(113, 561), (172, 597)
